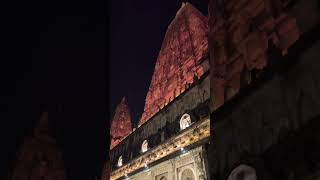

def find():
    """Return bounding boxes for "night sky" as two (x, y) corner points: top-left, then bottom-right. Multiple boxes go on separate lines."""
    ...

(1, 0), (207, 179)
(1, 0), (107, 179)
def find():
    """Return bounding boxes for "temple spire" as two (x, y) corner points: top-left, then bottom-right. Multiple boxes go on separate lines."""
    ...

(110, 96), (132, 149)
(138, 2), (208, 126)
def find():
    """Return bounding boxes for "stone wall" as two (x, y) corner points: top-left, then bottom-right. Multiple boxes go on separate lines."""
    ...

(207, 0), (311, 110)
(209, 35), (320, 180)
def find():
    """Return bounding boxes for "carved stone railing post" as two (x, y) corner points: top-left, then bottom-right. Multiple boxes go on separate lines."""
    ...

(194, 151), (206, 180)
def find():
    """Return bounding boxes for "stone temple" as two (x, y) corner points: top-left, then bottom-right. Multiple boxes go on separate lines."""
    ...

(104, 0), (320, 180)
(105, 2), (211, 180)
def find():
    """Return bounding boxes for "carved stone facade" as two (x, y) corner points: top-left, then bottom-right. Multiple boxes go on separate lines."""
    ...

(208, 0), (301, 110)
(110, 117), (209, 180)
(208, 0), (320, 179)
(11, 112), (66, 180)
(208, 38), (320, 180)
(129, 147), (207, 180)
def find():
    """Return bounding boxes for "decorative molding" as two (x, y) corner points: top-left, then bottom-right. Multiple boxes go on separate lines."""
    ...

(110, 117), (210, 180)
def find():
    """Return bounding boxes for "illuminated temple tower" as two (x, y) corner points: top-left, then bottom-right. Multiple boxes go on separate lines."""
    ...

(11, 112), (66, 180)
(110, 97), (133, 149)
(106, 2), (211, 180)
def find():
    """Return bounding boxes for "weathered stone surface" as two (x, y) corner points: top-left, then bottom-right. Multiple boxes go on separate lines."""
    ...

(209, 39), (320, 179)
(11, 112), (66, 180)
(139, 2), (209, 126)
(208, 0), (301, 110)
(110, 97), (132, 150)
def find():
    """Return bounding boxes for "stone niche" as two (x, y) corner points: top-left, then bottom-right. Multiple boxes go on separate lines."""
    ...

(129, 146), (208, 180)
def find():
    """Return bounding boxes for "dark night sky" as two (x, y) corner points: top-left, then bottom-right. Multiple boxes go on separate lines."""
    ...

(0, 0), (207, 179)
(1, 0), (107, 179)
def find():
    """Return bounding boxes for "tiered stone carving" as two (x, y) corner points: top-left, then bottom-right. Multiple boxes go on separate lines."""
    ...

(208, 0), (300, 109)
(139, 2), (209, 126)
(110, 97), (132, 149)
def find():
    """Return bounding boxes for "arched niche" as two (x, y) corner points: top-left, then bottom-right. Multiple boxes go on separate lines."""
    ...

(180, 114), (191, 130)
(180, 168), (196, 180)
(141, 140), (148, 153)
(117, 156), (123, 167)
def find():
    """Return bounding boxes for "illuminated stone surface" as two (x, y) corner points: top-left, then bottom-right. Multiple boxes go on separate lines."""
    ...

(110, 117), (210, 180)
(181, 169), (195, 180)
(139, 2), (208, 126)
(208, 0), (300, 109)
(110, 97), (132, 149)
(11, 112), (66, 180)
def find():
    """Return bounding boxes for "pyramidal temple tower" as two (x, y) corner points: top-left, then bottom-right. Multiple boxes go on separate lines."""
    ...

(110, 97), (132, 149)
(139, 2), (209, 126)
(108, 2), (210, 180)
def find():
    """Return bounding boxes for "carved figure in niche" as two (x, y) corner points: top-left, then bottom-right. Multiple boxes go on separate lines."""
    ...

(181, 168), (195, 180)
(180, 114), (192, 130)
(141, 140), (148, 153)
(117, 156), (123, 167)
(227, 164), (257, 180)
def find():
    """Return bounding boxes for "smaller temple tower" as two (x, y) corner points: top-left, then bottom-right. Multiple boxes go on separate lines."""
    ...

(110, 97), (132, 149)
(11, 112), (66, 180)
